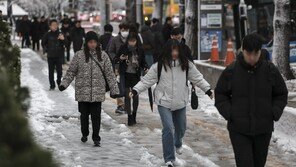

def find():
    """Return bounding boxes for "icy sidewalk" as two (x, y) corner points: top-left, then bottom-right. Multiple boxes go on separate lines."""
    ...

(20, 48), (162, 167)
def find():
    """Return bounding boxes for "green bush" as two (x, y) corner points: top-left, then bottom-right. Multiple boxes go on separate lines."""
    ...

(0, 21), (58, 167)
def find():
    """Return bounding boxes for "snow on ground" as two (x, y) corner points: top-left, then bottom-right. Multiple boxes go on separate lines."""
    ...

(20, 48), (296, 167)
(20, 49), (161, 167)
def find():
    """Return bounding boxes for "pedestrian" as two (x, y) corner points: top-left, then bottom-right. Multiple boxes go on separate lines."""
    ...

(151, 18), (165, 63)
(61, 21), (72, 62)
(170, 27), (194, 61)
(39, 16), (49, 40)
(98, 24), (113, 52)
(141, 20), (155, 67)
(115, 32), (148, 126)
(162, 17), (173, 42)
(59, 31), (119, 147)
(20, 16), (31, 48)
(42, 19), (68, 91)
(130, 40), (213, 167)
(215, 33), (288, 167)
(107, 22), (130, 114)
(70, 20), (85, 53)
(31, 17), (41, 51)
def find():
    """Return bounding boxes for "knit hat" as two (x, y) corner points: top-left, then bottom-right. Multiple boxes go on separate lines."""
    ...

(85, 31), (99, 43)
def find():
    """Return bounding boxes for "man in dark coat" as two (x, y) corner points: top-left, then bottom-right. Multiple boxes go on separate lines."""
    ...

(39, 16), (49, 40)
(107, 22), (130, 114)
(20, 16), (31, 48)
(162, 17), (173, 42)
(42, 19), (68, 90)
(140, 20), (155, 67)
(70, 20), (85, 53)
(150, 18), (165, 62)
(170, 27), (193, 61)
(215, 33), (288, 167)
(61, 21), (72, 62)
(98, 24), (113, 52)
(31, 17), (41, 51)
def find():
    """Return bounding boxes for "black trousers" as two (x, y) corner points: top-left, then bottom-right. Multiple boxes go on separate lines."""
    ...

(124, 73), (140, 115)
(22, 33), (31, 48)
(124, 88), (139, 115)
(229, 131), (272, 167)
(65, 46), (71, 62)
(47, 57), (63, 89)
(78, 102), (102, 142)
(32, 39), (40, 51)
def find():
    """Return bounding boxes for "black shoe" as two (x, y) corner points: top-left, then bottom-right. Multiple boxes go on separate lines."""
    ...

(81, 136), (87, 143)
(115, 106), (126, 114)
(128, 115), (135, 126)
(94, 141), (100, 147)
(49, 87), (55, 91)
(132, 113), (137, 124)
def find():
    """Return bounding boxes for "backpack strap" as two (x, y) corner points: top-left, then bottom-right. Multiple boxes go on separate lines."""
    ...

(157, 61), (162, 85)
(186, 66), (189, 86)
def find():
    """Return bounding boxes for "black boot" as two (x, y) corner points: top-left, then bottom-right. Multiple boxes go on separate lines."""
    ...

(127, 115), (134, 126)
(132, 113), (137, 124)
(94, 140), (100, 147)
(81, 136), (87, 143)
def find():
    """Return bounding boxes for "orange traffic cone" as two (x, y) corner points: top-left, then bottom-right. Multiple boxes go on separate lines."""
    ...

(210, 36), (219, 63)
(224, 38), (235, 66)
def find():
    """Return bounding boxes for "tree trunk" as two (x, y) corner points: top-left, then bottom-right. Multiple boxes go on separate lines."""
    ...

(179, 0), (185, 25)
(99, 0), (106, 35)
(273, 0), (294, 80)
(126, 0), (137, 23)
(152, 0), (163, 22)
(184, 0), (198, 59)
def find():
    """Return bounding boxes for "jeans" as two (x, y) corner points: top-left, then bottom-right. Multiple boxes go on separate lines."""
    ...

(158, 105), (187, 162)
(145, 54), (154, 68)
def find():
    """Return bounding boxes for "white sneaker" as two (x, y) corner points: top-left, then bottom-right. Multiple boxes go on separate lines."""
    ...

(176, 146), (183, 155)
(166, 161), (174, 167)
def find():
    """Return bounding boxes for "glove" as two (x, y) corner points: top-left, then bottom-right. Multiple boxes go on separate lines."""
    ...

(59, 85), (66, 92)
(205, 89), (214, 99)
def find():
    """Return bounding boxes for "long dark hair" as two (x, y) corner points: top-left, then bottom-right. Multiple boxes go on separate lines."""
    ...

(158, 39), (189, 71)
(84, 42), (102, 63)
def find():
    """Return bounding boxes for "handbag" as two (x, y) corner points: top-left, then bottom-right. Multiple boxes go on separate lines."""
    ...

(191, 87), (199, 110)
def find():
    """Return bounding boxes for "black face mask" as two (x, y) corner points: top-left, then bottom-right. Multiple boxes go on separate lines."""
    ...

(128, 45), (136, 51)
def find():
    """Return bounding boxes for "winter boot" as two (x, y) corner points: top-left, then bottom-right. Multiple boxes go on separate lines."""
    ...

(128, 115), (134, 126)
(166, 161), (174, 167)
(94, 141), (100, 147)
(132, 113), (137, 124)
(115, 106), (126, 114)
(81, 136), (87, 143)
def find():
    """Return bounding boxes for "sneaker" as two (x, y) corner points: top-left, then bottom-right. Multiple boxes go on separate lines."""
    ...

(176, 146), (183, 155)
(115, 106), (126, 114)
(94, 141), (100, 147)
(81, 136), (87, 143)
(166, 161), (174, 167)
